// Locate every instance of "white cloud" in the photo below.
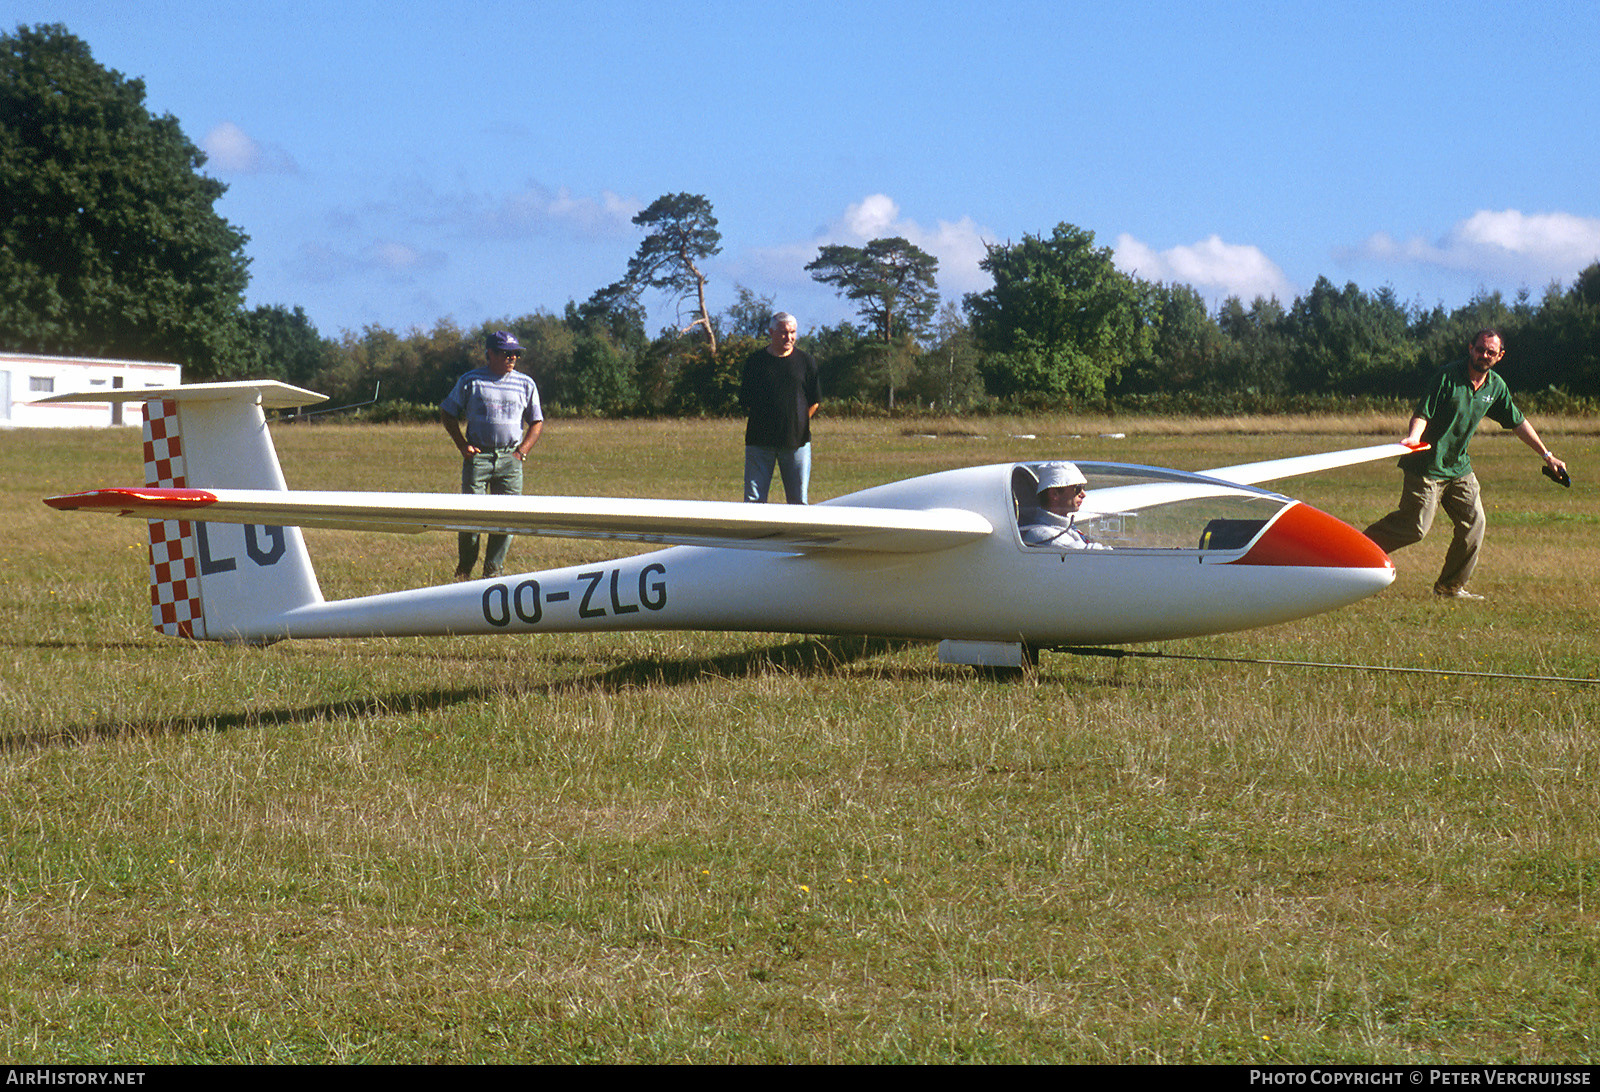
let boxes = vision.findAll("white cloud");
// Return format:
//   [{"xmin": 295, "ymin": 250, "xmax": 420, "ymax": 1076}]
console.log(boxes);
[
  {"xmin": 747, "ymin": 193, "xmax": 996, "ymax": 298},
  {"xmin": 1113, "ymin": 233, "xmax": 1294, "ymax": 306},
  {"xmin": 842, "ymin": 193, "xmax": 900, "ymax": 238},
  {"xmin": 1353, "ymin": 209, "xmax": 1600, "ymax": 282},
  {"xmin": 292, "ymin": 240, "xmax": 446, "ymax": 284},
  {"xmin": 369, "ymin": 241, "xmax": 429, "ymax": 272},
  {"xmin": 300, "ymin": 179, "xmax": 638, "ymax": 301},
  {"xmin": 385, "ymin": 178, "xmax": 639, "ymax": 241},
  {"xmin": 200, "ymin": 122, "xmax": 297, "ymax": 175},
  {"xmin": 495, "ymin": 183, "xmax": 640, "ymax": 237}
]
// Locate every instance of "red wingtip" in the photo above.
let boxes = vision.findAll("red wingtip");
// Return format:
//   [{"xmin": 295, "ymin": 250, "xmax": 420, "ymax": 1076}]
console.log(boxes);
[{"xmin": 44, "ymin": 487, "xmax": 219, "ymax": 511}]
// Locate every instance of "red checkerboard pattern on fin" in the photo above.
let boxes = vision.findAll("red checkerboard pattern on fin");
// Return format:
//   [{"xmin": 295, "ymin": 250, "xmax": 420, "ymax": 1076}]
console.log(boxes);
[{"xmin": 142, "ymin": 399, "xmax": 204, "ymax": 639}]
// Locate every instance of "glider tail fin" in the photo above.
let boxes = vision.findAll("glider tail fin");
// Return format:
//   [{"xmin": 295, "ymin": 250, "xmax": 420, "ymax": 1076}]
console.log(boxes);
[{"xmin": 133, "ymin": 382, "xmax": 327, "ymax": 642}]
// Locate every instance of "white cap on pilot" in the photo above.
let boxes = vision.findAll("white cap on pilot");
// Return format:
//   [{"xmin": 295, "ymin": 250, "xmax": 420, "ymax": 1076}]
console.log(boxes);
[{"xmin": 1034, "ymin": 461, "xmax": 1087, "ymax": 493}]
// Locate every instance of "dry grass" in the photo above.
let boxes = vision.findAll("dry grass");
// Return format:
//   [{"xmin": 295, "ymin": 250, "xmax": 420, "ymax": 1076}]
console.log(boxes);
[{"xmin": 1, "ymin": 414, "xmax": 1597, "ymax": 1062}]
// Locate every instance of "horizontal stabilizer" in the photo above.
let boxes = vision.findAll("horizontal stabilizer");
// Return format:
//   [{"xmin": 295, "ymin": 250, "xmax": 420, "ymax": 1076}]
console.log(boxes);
[
  {"xmin": 44, "ymin": 487, "xmax": 995, "ymax": 554},
  {"xmin": 32, "ymin": 379, "xmax": 327, "ymax": 410}
]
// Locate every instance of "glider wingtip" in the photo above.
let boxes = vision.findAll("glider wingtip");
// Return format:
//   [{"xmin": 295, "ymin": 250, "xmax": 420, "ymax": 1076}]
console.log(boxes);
[
  {"xmin": 42, "ymin": 489, "xmax": 114, "ymax": 511},
  {"xmin": 43, "ymin": 487, "xmax": 219, "ymax": 512}
]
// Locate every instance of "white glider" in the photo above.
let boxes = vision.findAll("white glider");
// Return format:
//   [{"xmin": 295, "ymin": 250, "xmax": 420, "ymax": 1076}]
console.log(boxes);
[{"xmin": 42, "ymin": 382, "xmax": 1417, "ymax": 667}]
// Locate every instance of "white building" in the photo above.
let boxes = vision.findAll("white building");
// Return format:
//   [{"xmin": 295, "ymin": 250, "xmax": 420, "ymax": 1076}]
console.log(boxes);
[{"xmin": 0, "ymin": 352, "xmax": 182, "ymax": 428}]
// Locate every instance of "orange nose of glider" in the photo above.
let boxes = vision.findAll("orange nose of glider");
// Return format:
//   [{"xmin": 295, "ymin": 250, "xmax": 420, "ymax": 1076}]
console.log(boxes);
[{"xmin": 1232, "ymin": 502, "xmax": 1392, "ymax": 569}]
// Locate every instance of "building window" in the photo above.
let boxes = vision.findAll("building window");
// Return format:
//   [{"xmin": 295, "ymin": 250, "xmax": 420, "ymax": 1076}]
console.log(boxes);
[{"xmin": 29, "ymin": 376, "xmax": 54, "ymax": 393}]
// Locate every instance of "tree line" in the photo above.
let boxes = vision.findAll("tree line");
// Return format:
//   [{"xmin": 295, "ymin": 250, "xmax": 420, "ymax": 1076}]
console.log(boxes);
[
  {"xmin": 237, "ymin": 228, "xmax": 1600, "ymax": 419},
  {"xmin": 5, "ymin": 23, "xmax": 1598, "ymax": 419}
]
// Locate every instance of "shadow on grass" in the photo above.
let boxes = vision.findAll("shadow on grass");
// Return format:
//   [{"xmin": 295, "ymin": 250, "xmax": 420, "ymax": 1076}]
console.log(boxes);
[
  {"xmin": 4, "ymin": 634, "xmax": 968, "ymax": 751},
  {"xmin": 577, "ymin": 634, "xmax": 922, "ymax": 689}
]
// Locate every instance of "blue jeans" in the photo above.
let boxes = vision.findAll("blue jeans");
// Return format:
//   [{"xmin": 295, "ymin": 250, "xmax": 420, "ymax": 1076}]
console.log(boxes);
[
  {"xmin": 459, "ymin": 449, "xmax": 524, "ymax": 576},
  {"xmin": 745, "ymin": 443, "xmax": 811, "ymax": 504}
]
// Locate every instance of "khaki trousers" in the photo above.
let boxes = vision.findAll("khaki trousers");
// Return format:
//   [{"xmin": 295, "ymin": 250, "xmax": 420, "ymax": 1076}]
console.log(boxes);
[{"xmin": 1363, "ymin": 471, "xmax": 1484, "ymax": 592}]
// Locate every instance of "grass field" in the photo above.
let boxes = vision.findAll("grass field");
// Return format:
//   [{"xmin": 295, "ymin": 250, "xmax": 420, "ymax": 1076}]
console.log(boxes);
[{"xmin": 2, "ymin": 413, "xmax": 1598, "ymax": 1063}]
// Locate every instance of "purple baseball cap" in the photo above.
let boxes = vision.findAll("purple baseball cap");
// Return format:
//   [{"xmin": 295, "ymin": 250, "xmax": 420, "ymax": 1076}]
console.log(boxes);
[{"xmin": 486, "ymin": 330, "xmax": 524, "ymax": 354}]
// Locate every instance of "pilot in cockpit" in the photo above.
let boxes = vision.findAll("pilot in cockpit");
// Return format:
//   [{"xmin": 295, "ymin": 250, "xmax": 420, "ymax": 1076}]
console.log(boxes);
[{"xmin": 1020, "ymin": 461, "xmax": 1110, "ymax": 550}]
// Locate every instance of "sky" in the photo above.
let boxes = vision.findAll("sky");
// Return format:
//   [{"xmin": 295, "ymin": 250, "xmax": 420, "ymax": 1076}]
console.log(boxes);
[{"xmin": 12, "ymin": 0, "xmax": 1600, "ymax": 340}]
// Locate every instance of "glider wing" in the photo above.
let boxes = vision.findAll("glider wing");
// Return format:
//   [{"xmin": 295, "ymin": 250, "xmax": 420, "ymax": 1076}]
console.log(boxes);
[
  {"xmin": 1201, "ymin": 441, "xmax": 1426, "ymax": 486},
  {"xmin": 43, "ymin": 487, "xmax": 994, "ymax": 554}
]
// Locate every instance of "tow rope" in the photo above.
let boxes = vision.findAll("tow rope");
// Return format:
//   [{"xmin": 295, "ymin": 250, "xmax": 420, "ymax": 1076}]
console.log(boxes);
[{"xmin": 1058, "ymin": 646, "xmax": 1600, "ymax": 685}]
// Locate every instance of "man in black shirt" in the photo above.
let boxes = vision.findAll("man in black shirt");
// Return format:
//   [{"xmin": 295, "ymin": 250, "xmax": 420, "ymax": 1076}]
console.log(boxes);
[{"xmin": 741, "ymin": 312, "xmax": 820, "ymax": 503}]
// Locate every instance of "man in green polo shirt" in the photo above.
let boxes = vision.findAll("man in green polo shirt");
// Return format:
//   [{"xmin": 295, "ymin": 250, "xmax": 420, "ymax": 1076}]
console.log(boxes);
[{"xmin": 1364, "ymin": 328, "xmax": 1568, "ymax": 600}]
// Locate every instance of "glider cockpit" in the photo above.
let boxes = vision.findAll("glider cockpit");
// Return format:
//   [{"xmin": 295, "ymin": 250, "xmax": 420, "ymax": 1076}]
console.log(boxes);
[{"xmin": 1009, "ymin": 461, "xmax": 1288, "ymax": 553}]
